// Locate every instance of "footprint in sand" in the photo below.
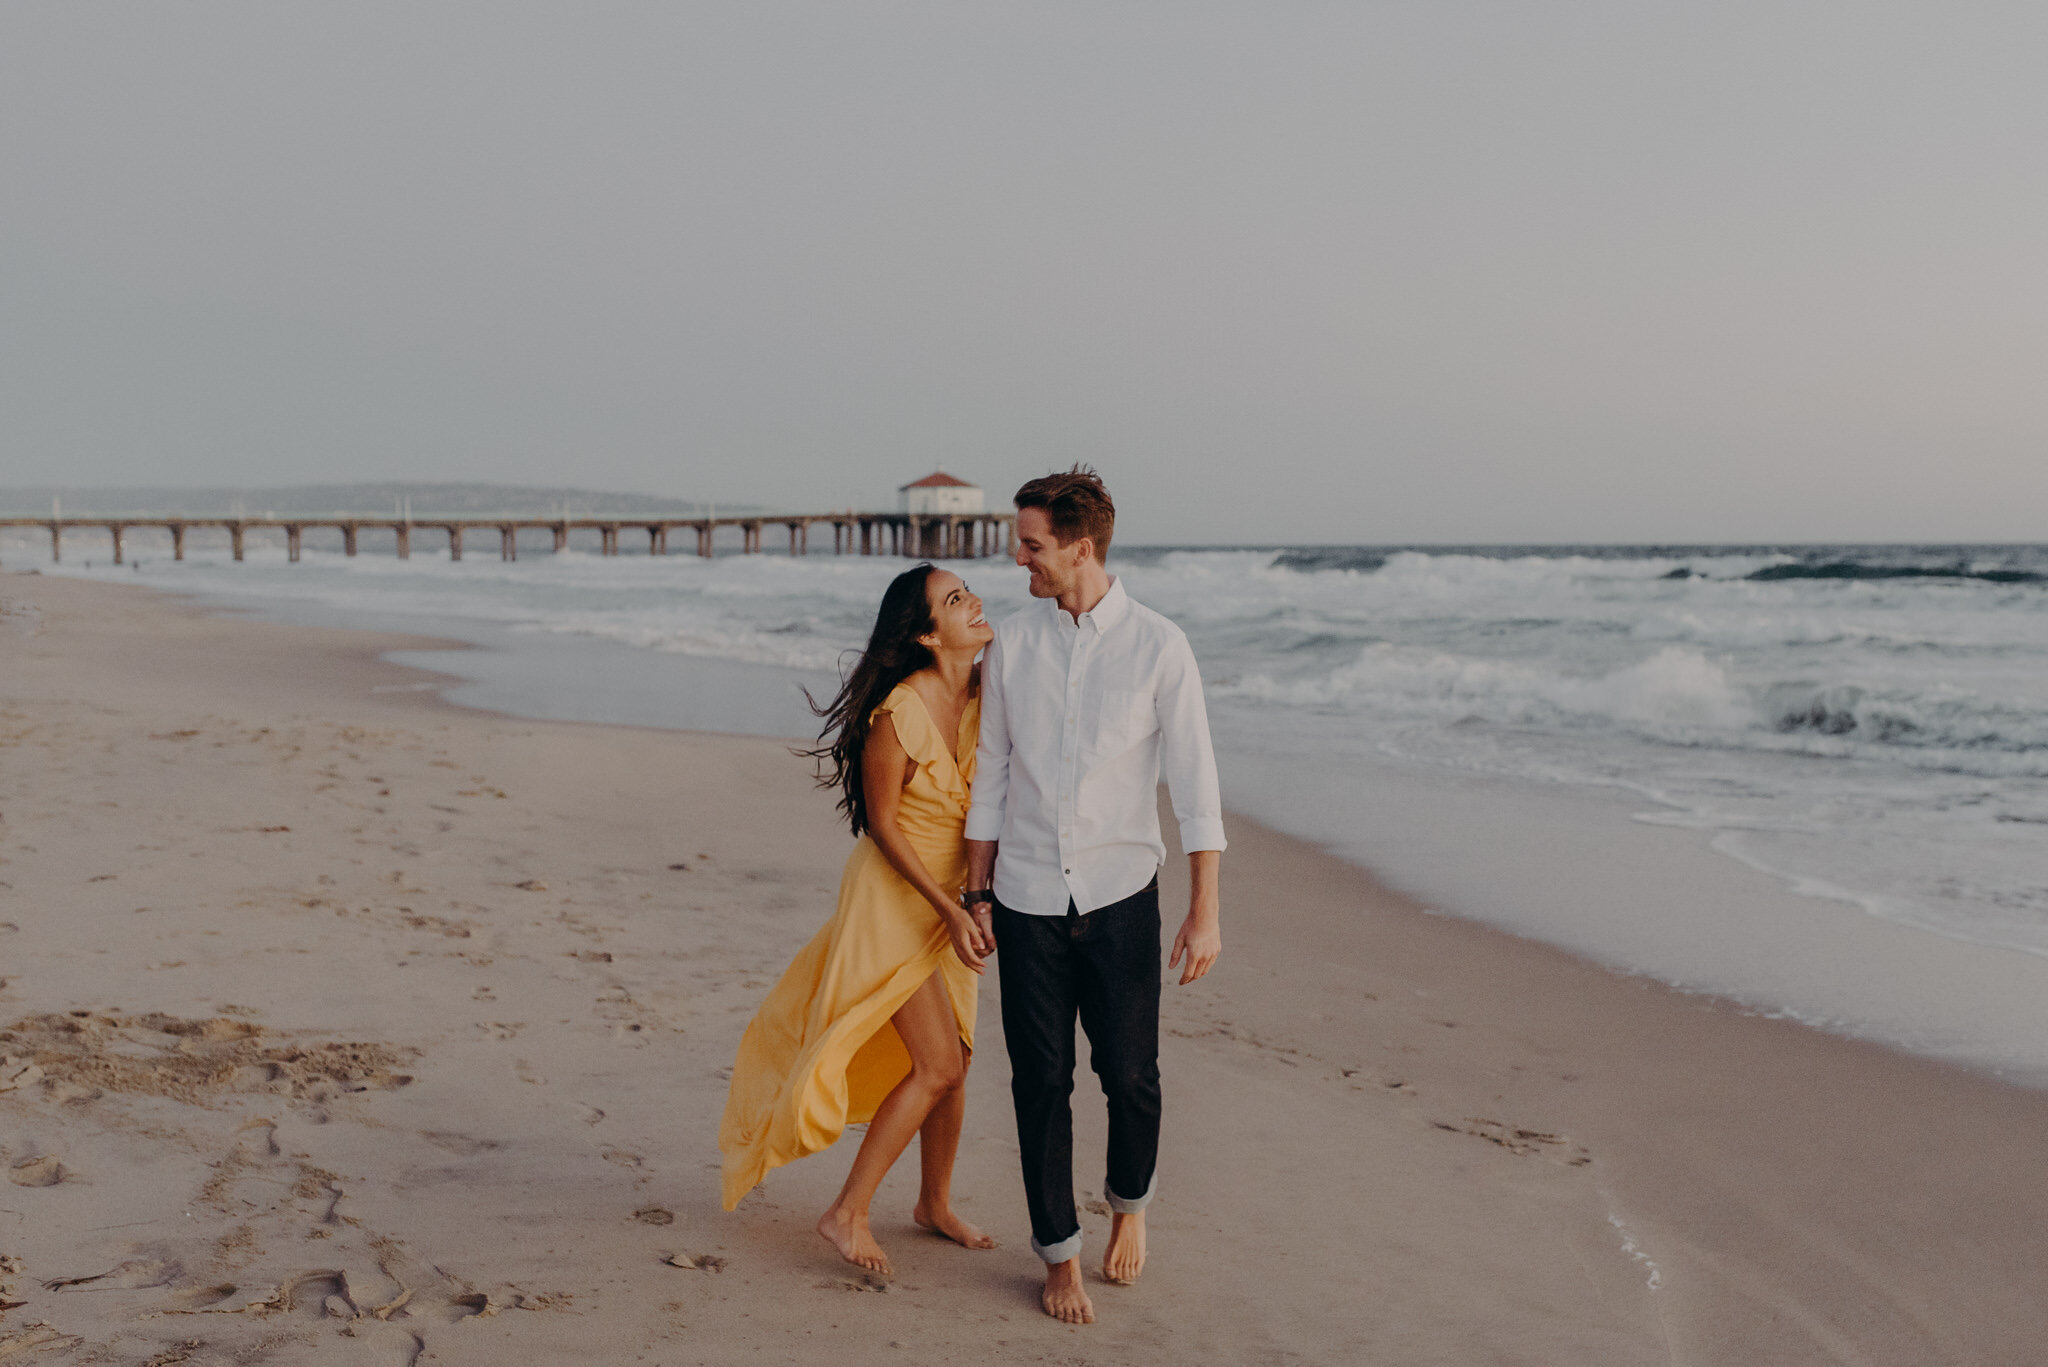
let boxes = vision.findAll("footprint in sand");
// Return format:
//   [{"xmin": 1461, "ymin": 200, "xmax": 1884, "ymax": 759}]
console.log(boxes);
[
  {"xmin": 600, "ymin": 1147, "xmax": 643, "ymax": 1169},
  {"xmin": 349, "ymin": 1322, "xmax": 424, "ymax": 1367},
  {"xmin": 420, "ymin": 1131, "xmax": 503, "ymax": 1157},
  {"xmin": 236, "ymin": 1119, "xmax": 282, "ymax": 1157},
  {"xmin": 0, "ymin": 1326, "xmax": 84, "ymax": 1357},
  {"xmin": 821, "ymin": 1274, "xmax": 890, "ymax": 1293},
  {"xmin": 664, "ymin": 1252, "xmax": 726, "ymax": 1272},
  {"xmin": 0, "ymin": 1057, "xmax": 43, "ymax": 1094},
  {"xmin": 45, "ymin": 1257, "xmax": 179, "ymax": 1291},
  {"xmin": 7, "ymin": 1155, "xmax": 64, "ymax": 1187},
  {"xmin": 170, "ymin": 1282, "xmax": 239, "ymax": 1308},
  {"xmin": 1431, "ymin": 1115, "xmax": 1591, "ymax": 1164}
]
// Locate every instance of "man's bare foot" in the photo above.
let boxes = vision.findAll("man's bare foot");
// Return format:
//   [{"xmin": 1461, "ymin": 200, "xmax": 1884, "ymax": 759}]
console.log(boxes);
[
  {"xmin": 1102, "ymin": 1210, "xmax": 1146, "ymax": 1284},
  {"xmin": 913, "ymin": 1199, "xmax": 996, "ymax": 1250},
  {"xmin": 1041, "ymin": 1258, "xmax": 1095, "ymax": 1324},
  {"xmin": 817, "ymin": 1205, "xmax": 891, "ymax": 1275}
]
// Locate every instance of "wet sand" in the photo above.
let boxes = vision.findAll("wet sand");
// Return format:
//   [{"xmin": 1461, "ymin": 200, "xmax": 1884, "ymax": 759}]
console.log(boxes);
[{"xmin": 3, "ymin": 570, "xmax": 2045, "ymax": 1365}]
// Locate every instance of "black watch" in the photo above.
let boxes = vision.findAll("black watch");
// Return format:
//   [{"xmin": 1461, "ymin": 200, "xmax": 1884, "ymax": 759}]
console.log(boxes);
[{"xmin": 960, "ymin": 889, "xmax": 995, "ymax": 907}]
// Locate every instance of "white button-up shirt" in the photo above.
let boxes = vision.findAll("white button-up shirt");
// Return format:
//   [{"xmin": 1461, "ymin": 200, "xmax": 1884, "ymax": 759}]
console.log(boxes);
[{"xmin": 966, "ymin": 577, "xmax": 1226, "ymax": 916}]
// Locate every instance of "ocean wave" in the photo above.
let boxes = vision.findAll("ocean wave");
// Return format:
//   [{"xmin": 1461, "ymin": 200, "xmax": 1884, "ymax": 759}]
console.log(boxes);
[
  {"xmin": 1220, "ymin": 640, "xmax": 2048, "ymax": 767},
  {"xmin": 1221, "ymin": 644, "xmax": 1752, "ymax": 732},
  {"xmin": 1757, "ymin": 681, "xmax": 2048, "ymax": 754},
  {"xmin": 1269, "ymin": 547, "xmax": 1388, "ymax": 574}
]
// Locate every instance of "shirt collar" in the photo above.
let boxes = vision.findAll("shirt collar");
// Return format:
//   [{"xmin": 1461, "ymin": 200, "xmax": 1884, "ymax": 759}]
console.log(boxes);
[{"xmin": 1054, "ymin": 575, "xmax": 1128, "ymax": 635}]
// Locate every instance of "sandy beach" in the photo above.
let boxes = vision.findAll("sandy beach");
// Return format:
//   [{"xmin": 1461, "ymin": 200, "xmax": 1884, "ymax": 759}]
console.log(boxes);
[{"xmin": 3, "ymin": 569, "xmax": 2045, "ymax": 1366}]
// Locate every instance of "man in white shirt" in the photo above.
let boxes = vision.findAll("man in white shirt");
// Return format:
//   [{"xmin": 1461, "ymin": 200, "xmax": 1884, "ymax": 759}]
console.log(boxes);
[{"xmin": 962, "ymin": 467, "xmax": 1225, "ymax": 1326}]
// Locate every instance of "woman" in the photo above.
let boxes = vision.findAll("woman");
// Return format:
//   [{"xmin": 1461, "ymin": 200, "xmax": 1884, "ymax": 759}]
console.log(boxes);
[{"xmin": 719, "ymin": 563, "xmax": 998, "ymax": 1275}]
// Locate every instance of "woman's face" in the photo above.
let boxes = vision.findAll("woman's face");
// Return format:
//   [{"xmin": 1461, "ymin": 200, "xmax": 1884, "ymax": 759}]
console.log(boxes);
[{"xmin": 921, "ymin": 570, "xmax": 992, "ymax": 654}]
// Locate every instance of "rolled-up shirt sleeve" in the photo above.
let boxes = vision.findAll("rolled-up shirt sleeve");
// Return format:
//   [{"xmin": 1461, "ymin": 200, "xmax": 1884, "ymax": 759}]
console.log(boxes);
[
  {"xmin": 965, "ymin": 630, "xmax": 1010, "ymax": 843},
  {"xmin": 1156, "ymin": 633, "xmax": 1227, "ymax": 854}
]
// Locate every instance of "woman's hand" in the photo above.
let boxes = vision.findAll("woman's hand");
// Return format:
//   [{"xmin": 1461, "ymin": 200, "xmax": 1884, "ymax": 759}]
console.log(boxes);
[{"xmin": 941, "ymin": 904, "xmax": 994, "ymax": 974}]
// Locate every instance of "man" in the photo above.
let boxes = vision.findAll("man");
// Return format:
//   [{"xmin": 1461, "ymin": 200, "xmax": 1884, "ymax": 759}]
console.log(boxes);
[{"xmin": 961, "ymin": 466, "xmax": 1225, "ymax": 1325}]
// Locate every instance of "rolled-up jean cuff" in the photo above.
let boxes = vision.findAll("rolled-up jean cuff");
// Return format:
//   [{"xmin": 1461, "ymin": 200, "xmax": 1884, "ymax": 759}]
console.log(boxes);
[
  {"xmin": 1030, "ymin": 1230, "xmax": 1083, "ymax": 1265},
  {"xmin": 1106, "ymin": 1169, "xmax": 1157, "ymax": 1215}
]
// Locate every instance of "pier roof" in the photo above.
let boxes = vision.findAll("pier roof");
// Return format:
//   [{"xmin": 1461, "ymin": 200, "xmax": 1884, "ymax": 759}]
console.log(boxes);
[{"xmin": 899, "ymin": 470, "xmax": 976, "ymax": 490}]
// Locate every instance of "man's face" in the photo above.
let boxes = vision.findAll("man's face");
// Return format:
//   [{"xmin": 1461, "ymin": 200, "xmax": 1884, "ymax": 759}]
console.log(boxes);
[{"xmin": 1014, "ymin": 506, "xmax": 1089, "ymax": 599}]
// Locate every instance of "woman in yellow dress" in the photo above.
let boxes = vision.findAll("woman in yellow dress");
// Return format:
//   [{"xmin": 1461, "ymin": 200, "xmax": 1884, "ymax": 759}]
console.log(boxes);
[{"xmin": 720, "ymin": 564, "xmax": 998, "ymax": 1274}]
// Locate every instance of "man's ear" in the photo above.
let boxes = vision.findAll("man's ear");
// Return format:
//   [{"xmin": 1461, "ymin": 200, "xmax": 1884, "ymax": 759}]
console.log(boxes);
[{"xmin": 1073, "ymin": 536, "xmax": 1097, "ymax": 566}]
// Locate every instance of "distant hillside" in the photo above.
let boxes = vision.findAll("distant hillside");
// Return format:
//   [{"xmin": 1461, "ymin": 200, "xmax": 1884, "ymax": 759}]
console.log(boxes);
[{"xmin": 0, "ymin": 482, "xmax": 765, "ymax": 517}]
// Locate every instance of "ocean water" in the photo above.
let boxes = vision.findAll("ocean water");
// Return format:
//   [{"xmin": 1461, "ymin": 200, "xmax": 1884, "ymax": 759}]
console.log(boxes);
[{"xmin": 15, "ymin": 532, "xmax": 2048, "ymax": 1065}]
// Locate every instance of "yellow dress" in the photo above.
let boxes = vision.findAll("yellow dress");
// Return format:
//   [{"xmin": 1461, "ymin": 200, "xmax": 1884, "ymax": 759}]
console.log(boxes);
[{"xmin": 719, "ymin": 683, "xmax": 981, "ymax": 1210}]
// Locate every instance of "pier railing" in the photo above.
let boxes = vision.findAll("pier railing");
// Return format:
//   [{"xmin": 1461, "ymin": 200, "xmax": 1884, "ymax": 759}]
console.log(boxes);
[{"xmin": 0, "ymin": 512, "xmax": 1014, "ymax": 565}]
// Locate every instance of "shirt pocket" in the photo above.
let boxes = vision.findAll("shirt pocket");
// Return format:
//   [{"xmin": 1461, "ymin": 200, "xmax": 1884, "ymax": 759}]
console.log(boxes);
[{"xmin": 1087, "ymin": 688, "xmax": 1155, "ymax": 761}]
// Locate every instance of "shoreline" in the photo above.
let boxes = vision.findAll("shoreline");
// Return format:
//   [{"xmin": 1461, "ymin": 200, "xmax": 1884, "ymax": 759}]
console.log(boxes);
[{"xmin": 5, "ymin": 570, "xmax": 2048, "ymax": 1363}]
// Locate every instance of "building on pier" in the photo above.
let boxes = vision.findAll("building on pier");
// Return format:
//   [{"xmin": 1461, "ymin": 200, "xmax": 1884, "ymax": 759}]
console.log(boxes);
[{"xmin": 899, "ymin": 470, "xmax": 983, "ymax": 516}]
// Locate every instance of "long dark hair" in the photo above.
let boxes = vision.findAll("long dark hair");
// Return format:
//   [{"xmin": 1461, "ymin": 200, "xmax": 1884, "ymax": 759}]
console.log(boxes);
[{"xmin": 802, "ymin": 563, "xmax": 940, "ymax": 837}]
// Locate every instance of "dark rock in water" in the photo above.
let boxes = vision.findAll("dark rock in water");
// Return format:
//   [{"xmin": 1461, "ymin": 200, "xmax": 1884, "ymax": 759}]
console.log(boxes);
[
  {"xmin": 1748, "ymin": 561, "xmax": 2045, "ymax": 585},
  {"xmin": 1661, "ymin": 567, "xmax": 1693, "ymax": 579}
]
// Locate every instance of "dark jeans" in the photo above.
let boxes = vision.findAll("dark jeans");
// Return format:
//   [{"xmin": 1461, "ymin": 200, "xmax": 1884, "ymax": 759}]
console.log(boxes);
[{"xmin": 993, "ymin": 879, "xmax": 1162, "ymax": 1262}]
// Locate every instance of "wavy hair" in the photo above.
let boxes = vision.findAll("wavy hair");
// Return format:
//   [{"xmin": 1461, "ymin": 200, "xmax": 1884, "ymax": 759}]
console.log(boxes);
[
  {"xmin": 802, "ymin": 563, "xmax": 940, "ymax": 837},
  {"xmin": 1014, "ymin": 463, "xmax": 1115, "ymax": 560}
]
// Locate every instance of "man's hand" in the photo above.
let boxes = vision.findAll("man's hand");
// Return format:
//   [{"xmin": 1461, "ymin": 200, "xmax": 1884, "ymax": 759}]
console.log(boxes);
[
  {"xmin": 1168, "ymin": 912, "xmax": 1220, "ymax": 985},
  {"xmin": 1170, "ymin": 849, "xmax": 1222, "ymax": 985}
]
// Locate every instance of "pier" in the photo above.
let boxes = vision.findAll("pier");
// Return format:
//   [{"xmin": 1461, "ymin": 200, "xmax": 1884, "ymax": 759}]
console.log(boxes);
[{"xmin": 0, "ymin": 511, "xmax": 1014, "ymax": 565}]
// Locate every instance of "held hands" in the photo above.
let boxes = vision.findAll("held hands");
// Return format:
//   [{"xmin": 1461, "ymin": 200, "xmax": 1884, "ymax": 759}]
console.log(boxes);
[
  {"xmin": 942, "ymin": 899, "xmax": 997, "ymax": 974},
  {"xmin": 1169, "ymin": 910, "xmax": 1221, "ymax": 986}
]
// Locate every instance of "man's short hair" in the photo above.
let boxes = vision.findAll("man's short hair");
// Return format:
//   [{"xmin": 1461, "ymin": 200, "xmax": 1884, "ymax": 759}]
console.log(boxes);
[{"xmin": 1014, "ymin": 465, "xmax": 1115, "ymax": 561}]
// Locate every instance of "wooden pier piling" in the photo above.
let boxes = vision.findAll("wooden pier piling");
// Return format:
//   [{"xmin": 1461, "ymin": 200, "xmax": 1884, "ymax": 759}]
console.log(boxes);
[{"xmin": 3, "ymin": 510, "xmax": 1013, "ymax": 567}]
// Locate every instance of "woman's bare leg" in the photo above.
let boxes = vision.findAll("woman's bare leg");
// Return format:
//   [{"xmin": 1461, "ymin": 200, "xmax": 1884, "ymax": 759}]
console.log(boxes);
[
  {"xmin": 817, "ymin": 972, "xmax": 968, "ymax": 1274},
  {"xmin": 912, "ymin": 1061, "xmax": 995, "ymax": 1249}
]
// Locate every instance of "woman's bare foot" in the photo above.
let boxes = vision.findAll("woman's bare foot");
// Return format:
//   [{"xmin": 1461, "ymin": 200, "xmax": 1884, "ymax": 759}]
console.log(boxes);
[
  {"xmin": 817, "ymin": 1205, "xmax": 891, "ymax": 1275},
  {"xmin": 1102, "ymin": 1210, "xmax": 1146, "ymax": 1284},
  {"xmin": 1041, "ymin": 1258, "xmax": 1095, "ymax": 1324},
  {"xmin": 913, "ymin": 1199, "xmax": 996, "ymax": 1250}
]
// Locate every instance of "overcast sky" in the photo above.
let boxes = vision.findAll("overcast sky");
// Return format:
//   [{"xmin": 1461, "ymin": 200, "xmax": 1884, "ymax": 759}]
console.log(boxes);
[{"xmin": 4, "ymin": 4, "xmax": 2045, "ymax": 544}]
